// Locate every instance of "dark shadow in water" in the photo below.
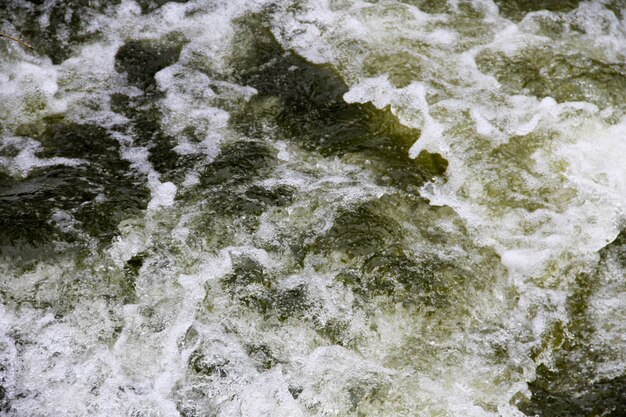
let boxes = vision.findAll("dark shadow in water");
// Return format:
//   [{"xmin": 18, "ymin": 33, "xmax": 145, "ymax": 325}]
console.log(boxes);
[
  {"xmin": 520, "ymin": 369, "xmax": 626, "ymax": 417},
  {"xmin": 135, "ymin": 0, "xmax": 190, "ymax": 14},
  {"xmin": 0, "ymin": 0, "xmax": 123, "ymax": 64},
  {"xmin": 0, "ymin": 120, "xmax": 149, "ymax": 255},
  {"xmin": 229, "ymin": 15, "xmax": 447, "ymax": 194},
  {"xmin": 0, "ymin": 1, "xmax": 195, "ymax": 64},
  {"xmin": 113, "ymin": 35, "xmax": 198, "ymax": 184},
  {"xmin": 494, "ymin": 0, "xmax": 582, "ymax": 20},
  {"xmin": 495, "ymin": 0, "xmax": 623, "ymax": 22}
]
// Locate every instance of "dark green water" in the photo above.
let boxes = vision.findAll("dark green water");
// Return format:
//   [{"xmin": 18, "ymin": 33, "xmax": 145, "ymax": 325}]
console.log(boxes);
[{"xmin": 0, "ymin": 1, "xmax": 625, "ymax": 416}]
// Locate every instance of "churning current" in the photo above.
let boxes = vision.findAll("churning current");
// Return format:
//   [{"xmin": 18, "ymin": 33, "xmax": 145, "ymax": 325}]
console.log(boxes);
[{"xmin": 0, "ymin": 0, "xmax": 625, "ymax": 416}]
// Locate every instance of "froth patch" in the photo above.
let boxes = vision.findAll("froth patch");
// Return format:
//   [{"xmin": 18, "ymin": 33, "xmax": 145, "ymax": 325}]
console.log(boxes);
[
  {"xmin": 556, "ymin": 118, "xmax": 626, "ymax": 247},
  {"xmin": 0, "ymin": 60, "xmax": 67, "ymax": 128},
  {"xmin": 224, "ymin": 367, "xmax": 305, "ymax": 417},
  {"xmin": 0, "ymin": 136, "xmax": 85, "ymax": 177},
  {"xmin": 147, "ymin": 181, "xmax": 177, "ymax": 211}
]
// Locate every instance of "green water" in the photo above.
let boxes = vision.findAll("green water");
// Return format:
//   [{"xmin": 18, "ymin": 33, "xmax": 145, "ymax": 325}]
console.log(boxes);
[{"xmin": 0, "ymin": 1, "xmax": 625, "ymax": 416}]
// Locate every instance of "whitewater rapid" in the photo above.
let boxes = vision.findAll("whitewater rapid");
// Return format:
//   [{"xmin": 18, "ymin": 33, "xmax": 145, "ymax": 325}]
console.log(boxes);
[{"xmin": 0, "ymin": 1, "xmax": 625, "ymax": 416}]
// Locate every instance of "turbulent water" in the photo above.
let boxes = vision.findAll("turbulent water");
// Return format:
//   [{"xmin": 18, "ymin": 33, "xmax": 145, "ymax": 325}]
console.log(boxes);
[{"xmin": 0, "ymin": 0, "xmax": 625, "ymax": 416}]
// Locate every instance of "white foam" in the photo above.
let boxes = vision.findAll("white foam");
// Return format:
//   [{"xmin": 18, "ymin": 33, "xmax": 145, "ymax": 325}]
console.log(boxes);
[
  {"xmin": 147, "ymin": 181, "xmax": 177, "ymax": 211},
  {"xmin": 295, "ymin": 346, "xmax": 392, "ymax": 415},
  {"xmin": 0, "ymin": 60, "xmax": 67, "ymax": 128},
  {"xmin": 2, "ymin": 1, "xmax": 626, "ymax": 416},
  {"xmin": 222, "ymin": 367, "xmax": 305, "ymax": 417},
  {"xmin": 0, "ymin": 136, "xmax": 85, "ymax": 177}
]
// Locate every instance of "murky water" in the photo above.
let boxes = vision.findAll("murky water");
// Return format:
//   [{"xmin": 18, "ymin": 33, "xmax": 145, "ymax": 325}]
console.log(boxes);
[{"xmin": 0, "ymin": 1, "xmax": 625, "ymax": 416}]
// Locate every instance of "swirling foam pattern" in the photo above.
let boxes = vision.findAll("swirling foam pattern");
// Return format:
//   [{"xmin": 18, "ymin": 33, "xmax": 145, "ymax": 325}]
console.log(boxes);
[{"xmin": 0, "ymin": 1, "xmax": 624, "ymax": 416}]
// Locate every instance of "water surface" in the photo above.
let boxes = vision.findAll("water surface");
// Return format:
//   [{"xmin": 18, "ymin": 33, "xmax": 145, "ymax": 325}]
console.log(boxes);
[{"xmin": 0, "ymin": 1, "xmax": 625, "ymax": 416}]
